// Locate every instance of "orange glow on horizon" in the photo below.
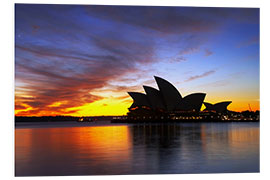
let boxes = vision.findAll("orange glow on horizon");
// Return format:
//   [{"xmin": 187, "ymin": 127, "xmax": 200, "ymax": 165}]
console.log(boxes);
[
  {"xmin": 15, "ymin": 88, "xmax": 259, "ymax": 116},
  {"xmin": 15, "ymin": 99, "xmax": 259, "ymax": 117}
]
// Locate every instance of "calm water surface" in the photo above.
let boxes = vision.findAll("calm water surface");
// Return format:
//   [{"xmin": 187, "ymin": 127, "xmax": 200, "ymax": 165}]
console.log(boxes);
[{"xmin": 15, "ymin": 122, "xmax": 259, "ymax": 176}]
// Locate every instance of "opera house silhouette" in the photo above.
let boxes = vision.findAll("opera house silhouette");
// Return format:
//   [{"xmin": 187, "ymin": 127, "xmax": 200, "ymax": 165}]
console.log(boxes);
[
  {"xmin": 203, "ymin": 102, "xmax": 232, "ymax": 113},
  {"xmin": 126, "ymin": 76, "xmax": 231, "ymax": 121}
]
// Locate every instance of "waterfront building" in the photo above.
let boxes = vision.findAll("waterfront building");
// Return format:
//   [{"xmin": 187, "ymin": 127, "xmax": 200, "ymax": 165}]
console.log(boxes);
[{"xmin": 127, "ymin": 76, "xmax": 232, "ymax": 121}]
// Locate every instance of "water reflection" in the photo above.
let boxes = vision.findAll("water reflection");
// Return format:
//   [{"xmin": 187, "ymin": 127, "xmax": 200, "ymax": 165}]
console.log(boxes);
[
  {"xmin": 128, "ymin": 123, "xmax": 259, "ymax": 174},
  {"xmin": 16, "ymin": 126, "xmax": 132, "ymax": 176},
  {"xmin": 15, "ymin": 123, "xmax": 259, "ymax": 176}
]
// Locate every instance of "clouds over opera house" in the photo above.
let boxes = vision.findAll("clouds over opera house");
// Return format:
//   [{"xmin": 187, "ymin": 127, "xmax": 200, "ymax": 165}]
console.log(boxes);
[{"xmin": 127, "ymin": 76, "xmax": 231, "ymax": 116}]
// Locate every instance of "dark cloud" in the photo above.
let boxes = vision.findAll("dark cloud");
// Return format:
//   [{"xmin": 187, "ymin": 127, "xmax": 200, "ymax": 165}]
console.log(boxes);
[
  {"xmin": 85, "ymin": 6, "xmax": 209, "ymax": 34},
  {"xmin": 199, "ymin": 79, "xmax": 230, "ymax": 88},
  {"xmin": 237, "ymin": 36, "xmax": 259, "ymax": 48},
  {"xmin": 204, "ymin": 49, "xmax": 213, "ymax": 57},
  {"xmin": 185, "ymin": 70, "xmax": 216, "ymax": 82},
  {"xmin": 176, "ymin": 35, "xmax": 205, "ymax": 58},
  {"xmin": 15, "ymin": 104, "xmax": 27, "ymax": 110},
  {"xmin": 121, "ymin": 98, "xmax": 133, "ymax": 104},
  {"xmin": 169, "ymin": 56, "xmax": 187, "ymax": 63},
  {"xmin": 114, "ymin": 95, "xmax": 130, "ymax": 100},
  {"xmin": 179, "ymin": 47, "xmax": 200, "ymax": 56},
  {"xmin": 84, "ymin": 6, "xmax": 259, "ymax": 34},
  {"xmin": 32, "ymin": 25, "xmax": 40, "ymax": 33},
  {"xmin": 105, "ymin": 84, "xmax": 142, "ymax": 93}
]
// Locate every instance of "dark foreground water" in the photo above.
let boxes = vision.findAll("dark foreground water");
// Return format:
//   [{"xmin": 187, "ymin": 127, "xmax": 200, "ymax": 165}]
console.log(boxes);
[{"xmin": 15, "ymin": 122, "xmax": 259, "ymax": 176}]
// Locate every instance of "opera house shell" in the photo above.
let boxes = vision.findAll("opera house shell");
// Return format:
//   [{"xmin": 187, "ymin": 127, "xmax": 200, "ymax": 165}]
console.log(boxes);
[
  {"xmin": 203, "ymin": 101, "xmax": 232, "ymax": 113},
  {"xmin": 128, "ymin": 76, "xmax": 207, "ymax": 113}
]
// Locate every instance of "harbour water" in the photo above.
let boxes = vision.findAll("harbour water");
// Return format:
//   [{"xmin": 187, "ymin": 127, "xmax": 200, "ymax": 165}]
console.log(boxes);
[{"xmin": 15, "ymin": 122, "xmax": 259, "ymax": 176}]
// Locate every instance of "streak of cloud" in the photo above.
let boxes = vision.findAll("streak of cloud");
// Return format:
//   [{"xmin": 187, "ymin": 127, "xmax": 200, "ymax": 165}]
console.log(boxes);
[
  {"xmin": 204, "ymin": 49, "xmax": 213, "ymax": 57},
  {"xmin": 237, "ymin": 36, "xmax": 259, "ymax": 48},
  {"xmin": 185, "ymin": 70, "xmax": 216, "ymax": 82}
]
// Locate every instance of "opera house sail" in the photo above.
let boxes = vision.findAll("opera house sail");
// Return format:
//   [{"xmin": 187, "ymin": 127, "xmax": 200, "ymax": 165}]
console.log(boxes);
[
  {"xmin": 154, "ymin": 76, "xmax": 182, "ymax": 111},
  {"xmin": 126, "ymin": 76, "xmax": 234, "ymax": 121},
  {"xmin": 203, "ymin": 101, "xmax": 232, "ymax": 113}
]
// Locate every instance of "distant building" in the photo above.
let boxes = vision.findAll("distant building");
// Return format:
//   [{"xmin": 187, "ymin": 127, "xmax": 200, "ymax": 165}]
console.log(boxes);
[{"xmin": 127, "ymin": 76, "xmax": 232, "ymax": 119}]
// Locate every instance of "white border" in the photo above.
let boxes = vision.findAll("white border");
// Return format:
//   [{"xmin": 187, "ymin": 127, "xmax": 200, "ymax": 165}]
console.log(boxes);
[
  {"xmin": 10, "ymin": 0, "xmax": 262, "ymax": 7},
  {"xmin": 1, "ymin": 0, "xmax": 270, "ymax": 180}
]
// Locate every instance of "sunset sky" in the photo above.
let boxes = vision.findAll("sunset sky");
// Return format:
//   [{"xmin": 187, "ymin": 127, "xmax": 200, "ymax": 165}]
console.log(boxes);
[{"xmin": 15, "ymin": 4, "xmax": 259, "ymax": 116}]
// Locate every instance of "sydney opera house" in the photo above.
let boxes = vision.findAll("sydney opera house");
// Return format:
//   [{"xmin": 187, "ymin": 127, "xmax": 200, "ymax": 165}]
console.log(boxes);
[{"xmin": 127, "ymin": 76, "xmax": 232, "ymax": 121}]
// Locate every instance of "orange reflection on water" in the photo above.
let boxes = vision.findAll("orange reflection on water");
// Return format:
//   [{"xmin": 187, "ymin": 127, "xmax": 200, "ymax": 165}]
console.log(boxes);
[
  {"xmin": 228, "ymin": 127, "xmax": 259, "ymax": 153},
  {"xmin": 73, "ymin": 126, "xmax": 132, "ymax": 163},
  {"xmin": 15, "ymin": 129, "xmax": 33, "ymax": 164},
  {"xmin": 199, "ymin": 124, "xmax": 259, "ymax": 161},
  {"xmin": 15, "ymin": 125, "xmax": 133, "ymax": 175},
  {"xmin": 200, "ymin": 125, "xmax": 207, "ymax": 153}
]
